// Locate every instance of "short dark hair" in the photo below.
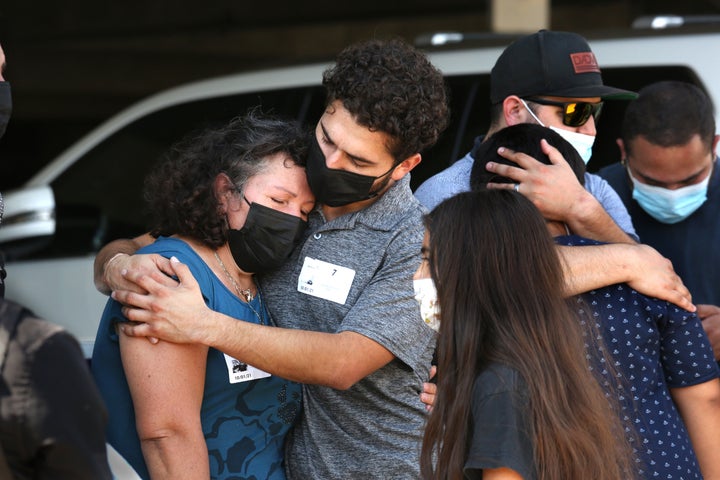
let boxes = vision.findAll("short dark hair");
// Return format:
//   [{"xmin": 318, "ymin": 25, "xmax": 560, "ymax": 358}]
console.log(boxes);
[
  {"xmin": 469, "ymin": 123, "xmax": 585, "ymax": 190},
  {"xmin": 621, "ymin": 81, "xmax": 715, "ymax": 155},
  {"xmin": 322, "ymin": 38, "xmax": 449, "ymax": 161},
  {"xmin": 144, "ymin": 110, "xmax": 308, "ymax": 248}
]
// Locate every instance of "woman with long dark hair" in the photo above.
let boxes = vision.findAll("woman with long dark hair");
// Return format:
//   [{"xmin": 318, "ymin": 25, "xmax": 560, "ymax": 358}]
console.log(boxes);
[{"xmin": 419, "ymin": 189, "xmax": 634, "ymax": 480}]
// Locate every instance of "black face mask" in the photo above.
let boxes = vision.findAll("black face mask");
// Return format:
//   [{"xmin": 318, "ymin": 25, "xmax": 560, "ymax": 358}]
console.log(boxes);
[
  {"xmin": 227, "ymin": 198, "xmax": 307, "ymax": 274},
  {"xmin": 305, "ymin": 133, "xmax": 396, "ymax": 207},
  {"xmin": 0, "ymin": 82, "xmax": 12, "ymax": 140}
]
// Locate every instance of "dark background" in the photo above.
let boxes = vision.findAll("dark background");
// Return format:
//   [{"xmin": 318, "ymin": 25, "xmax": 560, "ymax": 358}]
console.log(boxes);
[{"xmin": 1, "ymin": 0, "xmax": 720, "ymax": 190}]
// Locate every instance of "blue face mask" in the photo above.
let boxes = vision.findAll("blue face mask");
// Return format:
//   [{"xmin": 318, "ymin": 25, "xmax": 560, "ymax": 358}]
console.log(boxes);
[{"xmin": 628, "ymin": 167, "xmax": 710, "ymax": 224}]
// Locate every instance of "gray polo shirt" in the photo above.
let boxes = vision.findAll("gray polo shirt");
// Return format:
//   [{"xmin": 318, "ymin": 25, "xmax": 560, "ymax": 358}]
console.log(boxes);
[{"xmin": 260, "ymin": 175, "xmax": 436, "ymax": 479}]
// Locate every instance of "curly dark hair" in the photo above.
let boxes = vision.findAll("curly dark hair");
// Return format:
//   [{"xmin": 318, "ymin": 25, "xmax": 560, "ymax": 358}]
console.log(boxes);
[
  {"xmin": 322, "ymin": 38, "xmax": 449, "ymax": 161},
  {"xmin": 144, "ymin": 110, "xmax": 308, "ymax": 248}
]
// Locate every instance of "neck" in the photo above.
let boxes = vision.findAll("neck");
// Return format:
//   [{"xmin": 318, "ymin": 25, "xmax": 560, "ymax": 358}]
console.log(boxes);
[
  {"xmin": 213, "ymin": 247, "xmax": 256, "ymax": 302},
  {"xmin": 484, "ymin": 126, "xmax": 501, "ymax": 138},
  {"xmin": 485, "ymin": 117, "xmax": 510, "ymax": 139},
  {"xmin": 182, "ymin": 236, "xmax": 256, "ymax": 295}
]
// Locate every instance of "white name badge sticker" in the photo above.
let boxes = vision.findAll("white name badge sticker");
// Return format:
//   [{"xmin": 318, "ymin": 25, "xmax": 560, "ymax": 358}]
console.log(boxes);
[
  {"xmin": 297, "ymin": 256, "xmax": 356, "ymax": 305},
  {"xmin": 223, "ymin": 354, "xmax": 271, "ymax": 384}
]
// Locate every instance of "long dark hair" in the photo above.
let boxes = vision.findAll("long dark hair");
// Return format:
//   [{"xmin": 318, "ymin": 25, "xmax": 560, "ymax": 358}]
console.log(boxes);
[{"xmin": 420, "ymin": 190, "xmax": 634, "ymax": 480}]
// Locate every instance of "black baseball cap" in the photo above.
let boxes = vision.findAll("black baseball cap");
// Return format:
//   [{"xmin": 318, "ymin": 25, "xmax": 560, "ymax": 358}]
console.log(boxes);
[{"xmin": 490, "ymin": 30, "xmax": 637, "ymax": 103}]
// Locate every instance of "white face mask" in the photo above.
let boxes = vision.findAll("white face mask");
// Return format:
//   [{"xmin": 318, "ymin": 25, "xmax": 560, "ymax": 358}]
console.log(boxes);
[
  {"xmin": 413, "ymin": 278, "xmax": 440, "ymax": 332},
  {"xmin": 521, "ymin": 99, "xmax": 596, "ymax": 164}
]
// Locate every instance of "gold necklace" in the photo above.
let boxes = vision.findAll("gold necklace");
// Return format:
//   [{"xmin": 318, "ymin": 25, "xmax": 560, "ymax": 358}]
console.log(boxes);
[{"xmin": 213, "ymin": 251, "xmax": 254, "ymax": 302}]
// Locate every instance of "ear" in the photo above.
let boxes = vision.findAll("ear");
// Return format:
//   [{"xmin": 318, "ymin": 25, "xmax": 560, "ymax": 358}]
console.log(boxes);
[
  {"xmin": 616, "ymin": 138, "xmax": 628, "ymax": 161},
  {"xmin": 391, "ymin": 153, "xmax": 422, "ymax": 180},
  {"xmin": 712, "ymin": 134, "xmax": 720, "ymax": 156},
  {"xmin": 214, "ymin": 173, "xmax": 239, "ymax": 212},
  {"xmin": 503, "ymin": 96, "xmax": 529, "ymax": 126}
]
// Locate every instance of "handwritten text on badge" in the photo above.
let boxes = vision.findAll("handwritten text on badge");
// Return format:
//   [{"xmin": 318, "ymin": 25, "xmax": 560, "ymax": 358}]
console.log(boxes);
[{"xmin": 297, "ymin": 256, "xmax": 356, "ymax": 305}]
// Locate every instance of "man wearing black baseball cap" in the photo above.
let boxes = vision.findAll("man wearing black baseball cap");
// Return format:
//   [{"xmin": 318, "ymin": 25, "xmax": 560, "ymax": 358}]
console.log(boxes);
[{"xmin": 415, "ymin": 30, "xmax": 638, "ymax": 244}]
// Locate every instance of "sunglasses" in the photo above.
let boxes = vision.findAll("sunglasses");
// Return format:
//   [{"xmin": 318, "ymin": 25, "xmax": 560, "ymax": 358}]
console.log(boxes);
[{"xmin": 524, "ymin": 97, "xmax": 603, "ymax": 127}]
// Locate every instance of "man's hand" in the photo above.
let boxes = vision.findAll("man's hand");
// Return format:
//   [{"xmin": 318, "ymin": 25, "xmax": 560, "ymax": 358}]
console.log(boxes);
[
  {"xmin": 94, "ymin": 234, "xmax": 158, "ymax": 295},
  {"xmin": 697, "ymin": 304, "xmax": 720, "ymax": 361},
  {"xmin": 113, "ymin": 257, "xmax": 211, "ymax": 344},
  {"xmin": 420, "ymin": 365, "xmax": 437, "ymax": 412},
  {"xmin": 623, "ymin": 244, "xmax": 694, "ymax": 311},
  {"xmin": 486, "ymin": 140, "xmax": 590, "ymax": 223},
  {"xmin": 104, "ymin": 253, "xmax": 176, "ymax": 295},
  {"xmin": 487, "ymin": 140, "xmax": 635, "ymax": 244}
]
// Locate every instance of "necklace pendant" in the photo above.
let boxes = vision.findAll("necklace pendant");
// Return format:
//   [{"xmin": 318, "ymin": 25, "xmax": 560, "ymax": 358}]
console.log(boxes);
[{"xmin": 214, "ymin": 250, "xmax": 255, "ymax": 302}]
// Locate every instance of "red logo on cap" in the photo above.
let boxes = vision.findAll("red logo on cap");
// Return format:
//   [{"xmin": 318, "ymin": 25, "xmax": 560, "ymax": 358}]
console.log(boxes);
[{"xmin": 570, "ymin": 52, "xmax": 600, "ymax": 74}]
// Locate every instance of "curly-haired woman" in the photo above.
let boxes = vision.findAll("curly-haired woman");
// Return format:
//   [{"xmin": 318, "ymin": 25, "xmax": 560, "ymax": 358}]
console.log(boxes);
[{"xmin": 91, "ymin": 111, "xmax": 314, "ymax": 480}]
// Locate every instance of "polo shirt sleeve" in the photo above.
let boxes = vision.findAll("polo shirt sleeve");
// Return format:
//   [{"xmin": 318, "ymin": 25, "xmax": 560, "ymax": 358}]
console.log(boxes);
[
  {"xmin": 336, "ymin": 217, "xmax": 436, "ymax": 373},
  {"xmin": 658, "ymin": 303, "xmax": 720, "ymax": 387}
]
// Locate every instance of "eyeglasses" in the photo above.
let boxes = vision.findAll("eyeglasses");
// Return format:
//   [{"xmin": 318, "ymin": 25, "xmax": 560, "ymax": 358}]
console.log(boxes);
[{"xmin": 523, "ymin": 97, "xmax": 603, "ymax": 127}]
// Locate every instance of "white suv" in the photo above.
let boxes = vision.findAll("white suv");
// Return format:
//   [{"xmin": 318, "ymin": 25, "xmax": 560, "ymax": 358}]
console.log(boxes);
[{"xmin": 2, "ymin": 29, "xmax": 720, "ymax": 357}]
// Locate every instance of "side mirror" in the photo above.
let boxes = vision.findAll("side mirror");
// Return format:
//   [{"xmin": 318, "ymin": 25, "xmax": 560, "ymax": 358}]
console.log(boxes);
[{"xmin": 0, "ymin": 185, "xmax": 56, "ymax": 258}]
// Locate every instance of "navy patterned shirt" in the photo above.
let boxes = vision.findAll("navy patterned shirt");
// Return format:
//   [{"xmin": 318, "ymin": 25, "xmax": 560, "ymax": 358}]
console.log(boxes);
[{"xmin": 557, "ymin": 235, "xmax": 719, "ymax": 479}]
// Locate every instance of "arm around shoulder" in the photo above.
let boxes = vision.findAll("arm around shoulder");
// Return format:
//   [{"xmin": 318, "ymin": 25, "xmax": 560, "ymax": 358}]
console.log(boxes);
[
  {"xmin": 557, "ymin": 242, "xmax": 694, "ymax": 311},
  {"xmin": 94, "ymin": 233, "xmax": 179, "ymax": 297},
  {"xmin": 117, "ymin": 257, "xmax": 396, "ymax": 389},
  {"xmin": 564, "ymin": 189, "xmax": 637, "ymax": 244}
]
